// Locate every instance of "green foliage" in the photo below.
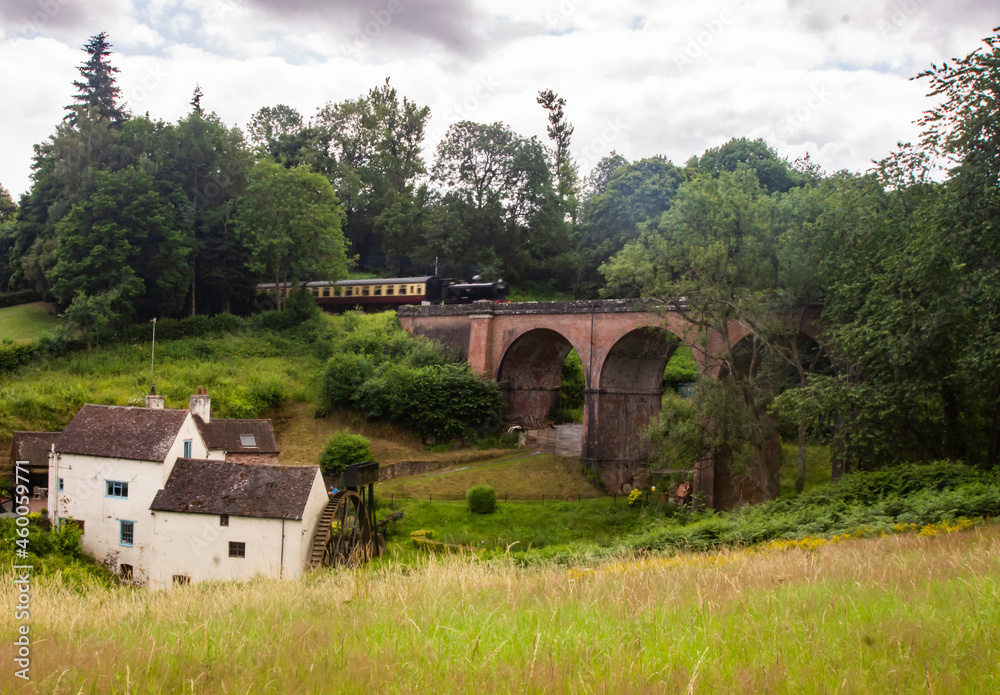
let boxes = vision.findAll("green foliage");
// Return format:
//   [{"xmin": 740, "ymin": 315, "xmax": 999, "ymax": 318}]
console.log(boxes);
[
  {"xmin": 626, "ymin": 461, "xmax": 1000, "ymax": 554},
  {"xmin": 0, "ymin": 516, "xmax": 113, "ymax": 584},
  {"xmin": 319, "ymin": 312, "xmax": 502, "ymax": 442},
  {"xmin": 662, "ymin": 345, "xmax": 698, "ymax": 390},
  {"xmin": 466, "ymin": 485, "xmax": 498, "ymax": 514},
  {"xmin": 0, "ymin": 340, "xmax": 34, "ymax": 371},
  {"xmin": 319, "ymin": 430, "xmax": 373, "ymax": 476},
  {"xmin": 686, "ymin": 137, "xmax": 807, "ymax": 194},
  {"xmin": 320, "ymin": 352, "xmax": 374, "ymax": 413},
  {"xmin": 552, "ymin": 349, "xmax": 585, "ymax": 423},
  {"xmin": 0, "ymin": 289, "xmax": 41, "ymax": 308},
  {"xmin": 235, "ymin": 161, "xmax": 349, "ymax": 308}
]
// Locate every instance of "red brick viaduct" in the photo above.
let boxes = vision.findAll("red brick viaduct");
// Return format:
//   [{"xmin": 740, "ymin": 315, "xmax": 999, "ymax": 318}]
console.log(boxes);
[{"xmin": 398, "ymin": 299, "xmax": 823, "ymax": 507}]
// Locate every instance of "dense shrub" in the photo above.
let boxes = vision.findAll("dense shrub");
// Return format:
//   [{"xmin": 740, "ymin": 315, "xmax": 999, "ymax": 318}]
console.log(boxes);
[
  {"xmin": 0, "ymin": 289, "xmax": 42, "ymax": 308},
  {"xmin": 552, "ymin": 350, "xmax": 585, "ymax": 423},
  {"xmin": 319, "ymin": 430, "xmax": 373, "ymax": 476},
  {"xmin": 126, "ymin": 313, "xmax": 249, "ymax": 342},
  {"xmin": 625, "ymin": 460, "xmax": 1000, "ymax": 554},
  {"xmin": 0, "ymin": 516, "xmax": 112, "ymax": 584},
  {"xmin": 355, "ymin": 363, "xmax": 502, "ymax": 441},
  {"xmin": 319, "ymin": 313, "xmax": 502, "ymax": 442},
  {"xmin": 0, "ymin": 340, "xmax": 35, "ymax": 371},
  {"xmin": 663, "ymin": 345, "xmax": 699, "ymax": 390},
  {"xmin": 467, "ymin": 485, "xmax": 498, "ymax": 514},
  {"xmin": 320, "ymin": 353, "xmax": 375, "ymax": 413}
]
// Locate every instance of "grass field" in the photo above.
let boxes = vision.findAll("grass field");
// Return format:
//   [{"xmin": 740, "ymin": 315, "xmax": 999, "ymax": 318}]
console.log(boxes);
[
  {"xmin": 381, "ymin": 496, "xmax": 637, "ymax": 556},
  {"xmin": 379, "ymin": 452, "xmax": 604, "ymax": 501},
  {"xmin": 0, "ymin": 302, "xmax": 57, "ymax": 343},
  {"xmin": 3, "ymin": 523, "xmax": 998, "ymax": 694}
]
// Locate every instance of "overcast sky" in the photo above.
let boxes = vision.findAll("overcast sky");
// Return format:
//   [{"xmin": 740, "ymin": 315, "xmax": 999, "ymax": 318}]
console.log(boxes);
[{"xmin": 0, "ymin": 0, "xmax": 995, "ymax": 199}]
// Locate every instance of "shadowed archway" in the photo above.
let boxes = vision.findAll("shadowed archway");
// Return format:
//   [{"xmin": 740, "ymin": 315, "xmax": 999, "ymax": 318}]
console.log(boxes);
[
  {"xmin": 496, "ymin": 329, "xmax": 577, "ymax": 425},
  {"xmin": 587, "ymin": 327, "xmax": 681, "ymax": 468}
]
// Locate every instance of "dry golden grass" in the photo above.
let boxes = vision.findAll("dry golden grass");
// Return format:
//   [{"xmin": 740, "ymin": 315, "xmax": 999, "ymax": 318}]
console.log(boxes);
[
  {"xmin": 271, "ymin": 401, "xmax": 512, "ymax": 469},
  {"xmin": 380, "ymin": 453, "xmax": 604, "ymax": 500},
  {"xmin": 3, "ymin": 524, "xmax": 999, "ymax": 694}
]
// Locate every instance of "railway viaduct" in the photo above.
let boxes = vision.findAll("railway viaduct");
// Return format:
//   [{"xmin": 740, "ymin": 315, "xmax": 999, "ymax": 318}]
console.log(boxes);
[{"xmin": 398, "ymin": 299, "xmax": 823, "ymax": 507}]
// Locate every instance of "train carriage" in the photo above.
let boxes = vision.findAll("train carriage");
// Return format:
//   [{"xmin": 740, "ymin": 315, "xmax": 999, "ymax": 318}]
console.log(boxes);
[{"xmin": 258, "ymin": 275, "xmax": 508, "ymax": 311}]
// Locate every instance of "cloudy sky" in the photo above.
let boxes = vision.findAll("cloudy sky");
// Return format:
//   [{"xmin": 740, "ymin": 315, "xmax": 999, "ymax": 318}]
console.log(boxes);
[{"xmin": 0, "ymin": 0, "xmax": 995, "ymax": 198}]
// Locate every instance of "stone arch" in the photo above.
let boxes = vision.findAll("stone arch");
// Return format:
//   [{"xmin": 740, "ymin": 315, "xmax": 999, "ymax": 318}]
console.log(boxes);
[
  {"xmin": 586, "ymin": 327, "xmax": 681, "ymax": 474},
  {"xmin": 496, "ymin": 328, "xmax": 578, "ymax": 425}
]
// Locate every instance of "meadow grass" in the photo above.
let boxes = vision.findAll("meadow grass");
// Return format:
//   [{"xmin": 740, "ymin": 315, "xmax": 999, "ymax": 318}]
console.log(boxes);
[
  {"xmin": 0, "ymin": 302, "xmax": 57, "ymax": 343},
  {"xmin": 381, "ymin": 497, "xmax": 639, "ymax": 557},
  {"xmin": 379, "ymin": 453, "xmax": 604, "ymax": 501},
  {"xmin": 2, "ymin": 524, "xmax": 998, "ymax": 694}
]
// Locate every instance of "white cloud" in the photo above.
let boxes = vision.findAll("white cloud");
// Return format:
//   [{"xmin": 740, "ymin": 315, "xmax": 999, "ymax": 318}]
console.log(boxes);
[{"xmin": 0, "ymin": 0, "xmax": 994, "ymax": 198}]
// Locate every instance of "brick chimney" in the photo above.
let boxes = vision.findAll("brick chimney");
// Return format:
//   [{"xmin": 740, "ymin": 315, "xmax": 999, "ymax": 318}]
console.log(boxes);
[
  {"xmin": 189, "ymin": 386, "xmax": 211, "ymax": 423},
  {"xmin": 145, "ymin": 385, "xmax": 164, "ymax": 409}
]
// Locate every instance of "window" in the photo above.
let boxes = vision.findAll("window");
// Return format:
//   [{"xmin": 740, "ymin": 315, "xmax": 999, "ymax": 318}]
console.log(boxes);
[
  {"xmin": 120, "ymin": 563, "xmax": 134, "ymax": 581},
  {"xmin": 173, "ymin": 575, "xmax": 191, "ymax": 586},
  {"xmin": 386, "ymin": 286, "xmax": 394, "ymax": 295},
  {"xmin": 220, "ymin": 514, "xmax": 229, "ymax": 527},
  {"xmin": 183, "ymin": 439, "xmax": 192, "ymax": 458},
  {"xmin": 58, "ymin": 478, "xmax": 64, "ymax": 491},
  {"xmin": 361, "ymin": 287, "xmax": 370, "ymax": 296},
  {"xmin": 120, "ymin": 520, "xmax": 134, "ymax": 546},
  {"xmin": 321, "ymin": 287, "xmax": 330, "ymax": 298},
  {"xmin": 399, "ymin": 285, "xmax": 407, "ymax": 295},
  {"xmin": 374, "ymin": 286, "xmax": 382, "ymax": 296},
  {"xmin": 229, "ymin": 541, "xmax": 245, "ymax": 558},
  {"xmin": 106, "ymin": 481, "xmax": 129, "ymax": 499},
  {"xmin": 344, "ymin": 287, "xmax": 353, "ymax": 297},
  {"xmin": 239, "ymin": 434, "xmax": 257, "ymax": 448},
  {"xmin": 334, "ymin": 287, "xmax": 342, "ymax": 297}
]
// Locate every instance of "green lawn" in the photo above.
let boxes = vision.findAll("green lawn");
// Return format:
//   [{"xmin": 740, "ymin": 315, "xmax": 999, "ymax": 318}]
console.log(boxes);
[
  {"xmin": 378, "ymin": 453, "xmax": 604, "ymax": 501},
  {"xmin": 379, "ymin": 496, "xmax": 639, "ymax": 558},
  {"xmin": 0, "ymin": 302, "xmax": 58, "ymax": 342}
]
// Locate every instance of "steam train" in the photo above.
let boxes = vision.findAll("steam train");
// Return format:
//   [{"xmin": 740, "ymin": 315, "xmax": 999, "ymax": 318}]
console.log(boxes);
[{"xmin": 258, "ymin": 275, "xmax": 509, "ymax": 311}]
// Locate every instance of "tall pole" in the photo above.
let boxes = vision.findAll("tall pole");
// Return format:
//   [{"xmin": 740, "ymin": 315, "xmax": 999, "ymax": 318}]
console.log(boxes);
[{"xmin": 150, "ymin": 318, "xmax": 157, "ymax": 392}]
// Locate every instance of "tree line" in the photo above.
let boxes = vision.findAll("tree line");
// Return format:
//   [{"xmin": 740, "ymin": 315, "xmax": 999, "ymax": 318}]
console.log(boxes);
[{"xmin": 2, "ymin": 28, "xmax": 999, "ymax": 484}]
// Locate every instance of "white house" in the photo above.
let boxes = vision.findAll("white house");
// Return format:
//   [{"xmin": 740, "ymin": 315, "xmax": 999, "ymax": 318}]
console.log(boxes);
[
  {"xmin": 46, "ymin": 389, "xmax": 325, "ymax": 588},
  {"xmin": 148, "ymin": 459, "xmax": 328, "ymax": 589},
  {"xmin": 47, "ymin": 398, "xmax": 213, "ymax": 583}
]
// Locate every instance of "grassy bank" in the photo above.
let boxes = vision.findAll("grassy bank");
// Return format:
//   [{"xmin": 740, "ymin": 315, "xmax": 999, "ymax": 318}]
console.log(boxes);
[
  {"xmin": 379, "ymin": 453, "xmax": 603, "ymax": 501},
  {"xmin": 0, "ymin": 302, "xmax": 57, "ymax": 343},
  {"xmin": 2, "ymin": 524, "xmax": 998, "ymax": 694},
  {"xmin": 382, "ymin": 497, "xmax": 636, "ymax": 558}
]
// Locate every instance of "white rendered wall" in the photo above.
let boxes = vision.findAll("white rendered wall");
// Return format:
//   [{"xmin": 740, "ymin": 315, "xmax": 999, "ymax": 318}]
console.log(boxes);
[
  {"xmin": 148, "ymin": 512, "xmax": 304, "ymax": 589},
  {"xmin": 46, "ymin": 412, "xmax": 209, "ymax": 584}
]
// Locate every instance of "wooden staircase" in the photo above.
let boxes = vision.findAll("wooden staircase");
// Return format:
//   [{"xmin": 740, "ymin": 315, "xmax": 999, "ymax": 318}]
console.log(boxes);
[{"xmin": 308, "ymin": 495, "xmax": 340, "ymax": 569}]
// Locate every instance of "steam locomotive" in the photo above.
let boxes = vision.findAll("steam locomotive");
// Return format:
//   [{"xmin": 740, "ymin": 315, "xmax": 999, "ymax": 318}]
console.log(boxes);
[{"xmin": 258, "ymin": 275, "xmax": 509, "ymax": 311}]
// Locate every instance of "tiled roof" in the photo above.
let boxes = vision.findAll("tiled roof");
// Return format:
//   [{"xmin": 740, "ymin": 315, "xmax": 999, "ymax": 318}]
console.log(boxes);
[
  {"xmin": 10, "ymin": 432, "xmax": 60, "ymax": 469},
  {"xmin": 150, "ymin": 459, "xmax": 320, "ymax": 520},
  {"xmin": 55, "ymin": 405, "xmax": 188, "ymax": 462},
  {"xmin": 194, "ymin": 417, "xmax": 279, "ymax": 454}
]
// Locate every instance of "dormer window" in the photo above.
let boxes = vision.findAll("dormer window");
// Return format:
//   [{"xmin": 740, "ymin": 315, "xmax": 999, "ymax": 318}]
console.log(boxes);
[{"xmin": 239, "ymin": 434, "xmax": 257, "ymax": 448}]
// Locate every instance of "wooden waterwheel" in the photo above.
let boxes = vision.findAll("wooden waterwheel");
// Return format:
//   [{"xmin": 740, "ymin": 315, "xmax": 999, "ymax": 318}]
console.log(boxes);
[{"xmin": 322, "ymin": 490, "xmax": 375, "ymax": 567}]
